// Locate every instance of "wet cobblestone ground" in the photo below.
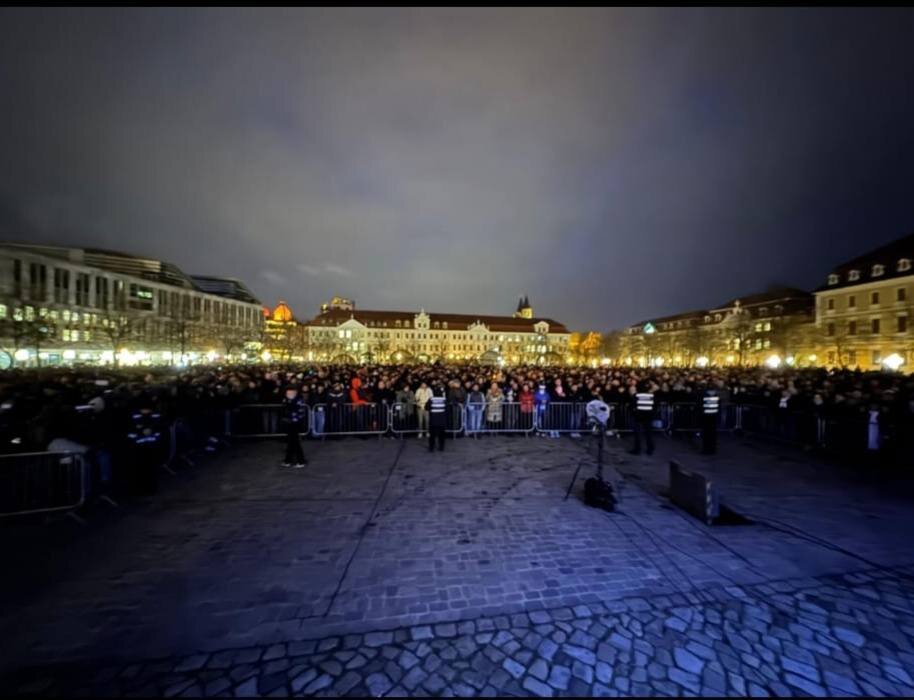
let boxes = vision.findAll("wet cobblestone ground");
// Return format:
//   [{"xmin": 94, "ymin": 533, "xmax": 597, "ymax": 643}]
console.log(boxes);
[{"xmin": 2, "ymin": 432, "xmax": 914, "ymax": 696}]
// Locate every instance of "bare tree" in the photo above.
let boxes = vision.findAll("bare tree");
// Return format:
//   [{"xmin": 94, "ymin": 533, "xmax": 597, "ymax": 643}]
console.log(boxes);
[
  {"xmin": 99, "ymin": 311, "xmax": 137, "ymax": 367},
  {"xmin": 0, "ymin": 315, "xmax": 56, "ymax": 367},
  {"xmin": 682, "ymin": 323, "xmax": 711, "ymax": 365},
  {"xmin": 166, "ymin": 302, "xmax": 202, "ymax": 365},
  {"xmin": 723, "ymin": 308, "xmax": 754, "ymax": 366},
  {"xmin": 214, "ymin": 325, "xmax": 257, "ymax": 361}
]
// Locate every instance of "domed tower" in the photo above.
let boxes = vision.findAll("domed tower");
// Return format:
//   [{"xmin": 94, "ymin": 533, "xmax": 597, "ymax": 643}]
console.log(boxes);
[
  {"xmin": 271, "ymin": 300, "xmax": 294, "ymax": 322},
  {"xmin": 513, "ymin": 295, "xmax": 533, "ymax": 319}
]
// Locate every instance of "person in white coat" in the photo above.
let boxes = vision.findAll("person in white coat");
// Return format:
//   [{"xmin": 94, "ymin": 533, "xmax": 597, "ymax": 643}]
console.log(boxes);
[{"xmin": 414, "ymin": 381, "xmax": 433, "ymax": 438}]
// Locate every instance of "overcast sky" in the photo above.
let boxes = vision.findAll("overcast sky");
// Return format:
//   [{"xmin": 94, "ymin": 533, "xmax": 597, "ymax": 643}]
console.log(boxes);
[{"xmin": 1, "ymin": 7, "xmax": 913, "ymax": 329}]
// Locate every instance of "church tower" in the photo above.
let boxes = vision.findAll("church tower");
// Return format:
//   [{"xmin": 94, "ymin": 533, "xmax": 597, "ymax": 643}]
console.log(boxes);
[{"xmin": 513, "ymin": 295, "xmax": 533, "ymax": 319}]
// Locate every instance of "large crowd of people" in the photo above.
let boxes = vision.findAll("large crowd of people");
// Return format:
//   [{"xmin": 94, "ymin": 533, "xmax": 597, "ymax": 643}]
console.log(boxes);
[{"xmin": 1, "ymin": 362, "xmax": 912, "ymax": 498}]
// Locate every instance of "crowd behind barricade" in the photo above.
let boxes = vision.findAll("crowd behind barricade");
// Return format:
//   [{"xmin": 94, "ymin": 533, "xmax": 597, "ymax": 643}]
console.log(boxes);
[{"xmin": 1, "ymin": 362, "xmax": 913, "ymax": 503}]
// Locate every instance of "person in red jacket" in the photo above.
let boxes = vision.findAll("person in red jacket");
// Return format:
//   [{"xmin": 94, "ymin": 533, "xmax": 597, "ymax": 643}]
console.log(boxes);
[
  {"xmin": 519, "ymin": 383, "xmax": 535, "ymax": 432},
  {"xmin": 349, "ymin": 376, "xmax": 368, "ymax": 432}
]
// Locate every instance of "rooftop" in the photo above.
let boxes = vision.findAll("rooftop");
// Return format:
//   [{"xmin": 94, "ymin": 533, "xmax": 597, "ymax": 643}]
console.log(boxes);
[
  {"xmin": 305, "ymin": 308, "xmax": 569, "ymax": 333},
  {"xmin": 817, "ymin": 231, "xmax": 914, "ymax": 292}
]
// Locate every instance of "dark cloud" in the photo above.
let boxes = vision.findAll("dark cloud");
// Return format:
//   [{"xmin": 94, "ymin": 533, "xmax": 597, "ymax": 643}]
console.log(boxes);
[{"xmin": 1, "ymin": 8, "xmax": 913, "ymax": 328}]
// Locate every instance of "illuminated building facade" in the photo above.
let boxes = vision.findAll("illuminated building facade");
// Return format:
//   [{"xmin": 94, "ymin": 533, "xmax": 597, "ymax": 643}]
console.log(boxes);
[
  {"xmin": 814, "ymin": 232, "xmax": 914, "ymax": 371},
  {"xmin": 0, "ymin": 243, "xmax": 263, "ymax": 367},
  {"xmin": 281, "ymin": 296, "xmax": 570, "ymax": 365},
  {"xmin": 619, "ymin": 288, "xmax": 816, "ymax": 368}
]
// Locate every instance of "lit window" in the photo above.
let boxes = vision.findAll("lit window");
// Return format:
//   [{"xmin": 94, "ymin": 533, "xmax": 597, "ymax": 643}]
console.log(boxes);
[
  {"xmin": 848, "ymin": 270, "xmax": 860, "ymax": 281},
  {"xmin": 872, "ymin": 264, "xmax": 885, "ymax": 277},
  {"xmin": 0, "ymin": 304, "xmax": 5, "ymax": 319},
  {"xmin": 764, "ymin": 322, "xmax": 771, "ymax": 331}
]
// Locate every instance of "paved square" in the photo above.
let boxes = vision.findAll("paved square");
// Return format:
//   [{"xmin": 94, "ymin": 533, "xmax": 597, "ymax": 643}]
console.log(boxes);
[{"xmin": 2, "ymin": 432, "xmax": 914, "ymax": 696}]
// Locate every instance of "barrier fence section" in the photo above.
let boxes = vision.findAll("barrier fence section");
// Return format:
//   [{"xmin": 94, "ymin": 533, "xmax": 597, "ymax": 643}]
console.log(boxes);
[
  {"xmin": 227, "ymin": 403, "xmax": 310, "ymax": 437},
  {"xmin": 221, "ymin": 400, "xmax": 883, "ymax": 456},
  {"xmin": 390, "ymin": 402, "xmax": 466, "ymax": 436},
  {"xmin": 820, "ymin": 415, "xmax": 871, "ymax": 458},
  {"xmin": 0, "ymin": 451, "xmax": 86, "ymax": 520},
  {"xmin": 738, "ymin": 404, "xmax": 822, "ymax": 448},
  {"xmin": 465, "ymin": 401, "xmax": 533, "ymax": 435},
  {"xmin": 312, "ymin": 402, "xmax": 388, "ymax": 436},
  {"xmin": 607, "ymin": 403, "xmax": 671, "ymax": 434},
  {"xmin": 667, "ymin": 403, "xmax": 741, "ymax": 434},
  {"xmin": 538, "ymin": 402, "xmax": 585, "ymax": 434}
]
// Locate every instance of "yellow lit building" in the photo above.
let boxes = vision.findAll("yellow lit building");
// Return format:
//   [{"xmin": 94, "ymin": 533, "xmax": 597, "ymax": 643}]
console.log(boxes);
[
  {"xmin": 619, "ymin": 288, "xmax": 816, "ymax": 368},
  {"xmin": 814, "ymin": 232, "xmax": 914, "ymax": 371},
  {"xmin": 293, "ymin": 296, "xmax": 570, "ymax": 365}
]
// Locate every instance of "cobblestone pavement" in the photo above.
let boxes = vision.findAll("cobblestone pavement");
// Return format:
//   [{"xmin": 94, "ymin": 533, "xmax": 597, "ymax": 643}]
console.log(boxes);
[{"xmin": 3, "ymin": 432, "xmax": 914, "ymax": 696}]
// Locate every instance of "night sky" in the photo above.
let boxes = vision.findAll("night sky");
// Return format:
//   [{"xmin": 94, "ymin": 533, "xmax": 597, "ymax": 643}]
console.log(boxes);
[{"xmin": 1, "ymin": 7, "xmax": 913, "ymax": 330}]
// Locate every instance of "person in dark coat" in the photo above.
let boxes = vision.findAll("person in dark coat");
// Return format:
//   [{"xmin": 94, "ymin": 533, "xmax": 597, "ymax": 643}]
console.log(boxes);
[
  {"xmin": 426, "ymin": 384, "xmax": 448, "ymax": 452},
  {"xmin": 281, "ymin": 385, "xmax": 308, "ymax": 468},
  {"xmin": 629, "ymin": 382, "xmax": 655, "ymax": 456}
]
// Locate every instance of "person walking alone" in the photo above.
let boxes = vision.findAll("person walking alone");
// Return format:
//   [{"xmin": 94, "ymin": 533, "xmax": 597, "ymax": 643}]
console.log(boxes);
[{"xmin": 282, "ymin": 385, "xmax": 308, "ymax": 468}]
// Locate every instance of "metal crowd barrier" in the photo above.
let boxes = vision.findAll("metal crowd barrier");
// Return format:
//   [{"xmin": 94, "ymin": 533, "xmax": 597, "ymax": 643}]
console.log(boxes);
[
  {"xmin": 0, "ymin": 451, "xmax": 87, "ymax": 521},
  {"xmin": 536, "ymin": 402, "xmax": 586, "ymax": 434},
  {"xmin": 312, "ymin": 402, "xmax": 388, "ymax": 436},
  {"xmin": 390, "ymin": 402, "xmax": 466, "ymax": 436},
  {"xmin": 819, "ymin": 415, "xmax": 871, "ymax": 457},
  {"xmin": 667, "ymin": 402, "xmax": 741, "ymax": 434},
  {"xmin": 220, "ymin": 401, "xmax": 879, "ymax": 457},
  {"xmin": 227, "ymin": 403, "xmax": 310, "ymax": 437},
  {"xmin": 465, "ymin": 401, "xmax": 534, "ymax": 435},
  {"xmin": 607, "ymin": 403, "xmax": 671, "ymax": 434},
  {"xmin": 738, "ymin": 404, "xmax": 821, "ymax": 447}
]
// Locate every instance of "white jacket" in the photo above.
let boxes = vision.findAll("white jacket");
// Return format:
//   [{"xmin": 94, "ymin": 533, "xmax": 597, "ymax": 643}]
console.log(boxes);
[{"xmin": 414, "ymin": 387, "xmax": 433, "ymax": 409}]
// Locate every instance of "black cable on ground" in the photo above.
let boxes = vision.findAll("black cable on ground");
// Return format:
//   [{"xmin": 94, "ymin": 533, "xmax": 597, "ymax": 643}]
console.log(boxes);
[
  {"xmin": 618, "ymin": 511, "xmax": 746, "ymax": 589},
  {"xmin": 319, "ymin": 438, "xmax": 406, "ymax": 618},
  {"xmin": 614, "ymin": 510, "xmax": 701, "ymax": 594},
  {"xmin": 592, "ymin": 508, "xmax": 688, "ymax": 597},
  {"xmin": 564, "ymin": 460, "xmax": 585, "ymax": 501},
  {"xmin": 746, "ymin": 513, "xmax": 914, "ymax": 585}
]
